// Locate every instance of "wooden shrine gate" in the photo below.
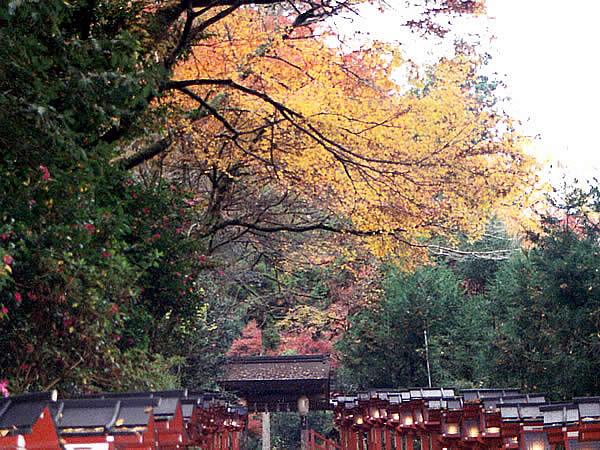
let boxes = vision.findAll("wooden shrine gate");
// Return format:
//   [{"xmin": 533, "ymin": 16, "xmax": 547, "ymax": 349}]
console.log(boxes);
[{"xmin": 221, "ymin": 354, "xmax": 332, "ymax": 450}]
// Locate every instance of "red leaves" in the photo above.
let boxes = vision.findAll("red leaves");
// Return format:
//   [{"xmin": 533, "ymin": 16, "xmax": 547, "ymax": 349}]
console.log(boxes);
[{"xmin": 226, "ymin": 320, "xmax": 263, "ymax": 356}]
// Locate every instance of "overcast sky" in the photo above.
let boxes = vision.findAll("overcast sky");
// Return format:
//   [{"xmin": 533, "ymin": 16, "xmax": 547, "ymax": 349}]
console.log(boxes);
[
  {"xmin": 336, "ymin": 1, "xmax": 600, "ymax": 181},
  {"xmin": 485, "ymin": 0, "xmax": 600, "ymax": 179}
]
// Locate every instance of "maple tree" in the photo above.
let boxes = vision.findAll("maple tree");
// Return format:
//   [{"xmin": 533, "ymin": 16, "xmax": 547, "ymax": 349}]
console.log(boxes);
[
  {"xmin": 151, "ymin": 7, "xmax": 537, "ymax": 267},
  {"xmin": 226, "ymin": 320, "xmax": 263, "ymax": 357}
]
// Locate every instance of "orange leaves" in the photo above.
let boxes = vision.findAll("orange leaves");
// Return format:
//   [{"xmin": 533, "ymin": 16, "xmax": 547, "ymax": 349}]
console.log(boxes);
[{"xmin": 162, "ymin": 6, "xmax": 537, "ymax": 262}]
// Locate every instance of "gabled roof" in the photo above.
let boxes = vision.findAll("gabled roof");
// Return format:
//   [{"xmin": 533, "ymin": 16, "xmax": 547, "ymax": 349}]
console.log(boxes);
[
  {"xmin": 0, "ymin": 391, "xmax": 57, "ymax": 434},
  {"xmin": 222, "ymin": 354, "xmax": 330, "ymax": 382},
  {"xmin": 221, "ymin": 354, "xmax": 331, "ymax": 412}
]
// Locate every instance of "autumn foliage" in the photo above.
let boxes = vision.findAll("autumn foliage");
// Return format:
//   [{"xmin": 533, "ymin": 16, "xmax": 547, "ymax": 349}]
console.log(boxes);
[
  {"xmin": 1, "ymin": 0, "xmax": 538, "ymax": 395},
  {"xmin": 161, "ymin": 7, "xmax": 536, "ymax": 263}
]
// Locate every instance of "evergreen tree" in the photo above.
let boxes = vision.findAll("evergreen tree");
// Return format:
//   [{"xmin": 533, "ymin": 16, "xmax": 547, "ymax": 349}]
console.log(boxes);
[{"xmin": 486, "ymin": 183, "xmax": 600, "ymax": 398}]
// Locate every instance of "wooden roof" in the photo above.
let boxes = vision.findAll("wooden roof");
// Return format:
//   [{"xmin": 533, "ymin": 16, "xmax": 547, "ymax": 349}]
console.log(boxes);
[{"xmin": 221, "ymin": 354, "xmax": 331, "ymax": 412}]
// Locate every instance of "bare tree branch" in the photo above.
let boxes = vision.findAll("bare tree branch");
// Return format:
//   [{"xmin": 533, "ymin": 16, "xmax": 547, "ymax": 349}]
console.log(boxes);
[
  {"xmin": 115, "ymin": 137, "xmax": 172, "ymax": 170},
  {"xmin": 177, "ymin": 87, "xmax": 239, "ymax": 137},
  {"xmin": 165, "ymin": 78, "xmax": 302, "ymax": 118}
]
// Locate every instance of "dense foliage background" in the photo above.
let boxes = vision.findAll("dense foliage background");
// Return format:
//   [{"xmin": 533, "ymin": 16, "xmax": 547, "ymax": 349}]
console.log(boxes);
[
  {"xmin": 2, "ymin": 0, "xmax": 599, "ymax": 436},
  {"xmin": 336, "ymin": 184, "xmax": 600, "ymax": 400}
]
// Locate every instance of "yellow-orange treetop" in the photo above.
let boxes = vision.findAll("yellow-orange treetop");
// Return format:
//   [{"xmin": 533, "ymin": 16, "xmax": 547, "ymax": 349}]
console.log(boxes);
[{"xmin": 151, "ymin": 5, "xmax": 535, "ymax": 263}]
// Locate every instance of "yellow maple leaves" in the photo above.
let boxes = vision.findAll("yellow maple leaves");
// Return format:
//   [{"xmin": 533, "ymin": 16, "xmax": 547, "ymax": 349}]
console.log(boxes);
[{"xmin": 161, "ymin": 6, "xmax": 537, "ymax": 262}]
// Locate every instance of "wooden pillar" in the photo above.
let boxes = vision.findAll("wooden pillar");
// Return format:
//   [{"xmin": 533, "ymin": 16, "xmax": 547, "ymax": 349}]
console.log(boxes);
[
  {"xmin": 395, "ymin": 431, "xmax": 402, "ymax": 450},
  {"xmin": 367, "ymin": 427, "xmax": 374, "ymax": 450},
  {"xmin": 345, "ymin": 427, "xmax": 356, "ymax": 450},
  {"xmin": 223, "ymin": 430, "xmax": 230, "ymax": 450},
  {"xmin": 348, "ymin": 429, "xmax": 358, "ymax": 450},
  {"xmin": 232, "ymin": 431, "xmax": 241, "ymax": 450},
  {"xmin": 262, "ymin": 412, "xmax": 271, "ymax": 450},
  {"xmin": 299, "ymin": 396, "xmax": 310, "ymax": 450},
  {"xmin": 372, "ymin": 426, "xmax": 383, "ymax": 450},
  {"xmin": 301, "ymin": 428, "xmax": 309, "ymax": 450},
  {"xmin": 385, "ymin": 428, "xmax": 392, "ymax": 450},
  {"xmin": 429, "ymin": 433, "xmax": 441, "ymax": 450}
]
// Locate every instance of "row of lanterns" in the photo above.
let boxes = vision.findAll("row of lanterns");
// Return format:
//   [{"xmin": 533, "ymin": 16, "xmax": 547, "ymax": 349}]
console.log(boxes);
[
  {"xmin": 0, "ymin": 389, "xmax": 247, "ymax": 449},
  {"xmin": 331, "ymin": 388, "xmax": 600, "ymax": 450}
]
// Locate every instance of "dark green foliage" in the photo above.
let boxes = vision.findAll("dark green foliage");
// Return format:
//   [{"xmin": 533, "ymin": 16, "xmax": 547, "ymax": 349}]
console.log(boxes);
[
  {"xmin": 486, "ymin": 185, "xmax": 600, "ymax": 398},
  {"xmin": 335, "ymin": 204, "xmax": 600, "ymax": 398},
  {"xmin": 0, "ymin": 0, "xmax": 240, "ymax": 394},
  {"xmin": 336, "ymin": 263, "xmax": 476, "ymax": 390},
  {"xmin": 250, "ymin": 412, "xmax": 334, "ymax": 450}
]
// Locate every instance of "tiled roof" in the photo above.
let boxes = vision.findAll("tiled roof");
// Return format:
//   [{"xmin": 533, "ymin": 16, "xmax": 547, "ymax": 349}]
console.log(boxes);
[{"xmin": 222, "ymin": 354, "xmax": 330, "ymax": 382}]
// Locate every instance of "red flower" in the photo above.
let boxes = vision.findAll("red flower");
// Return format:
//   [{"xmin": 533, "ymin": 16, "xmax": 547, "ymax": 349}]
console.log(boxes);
[
  {"xmin": 101, "ymin": 251, "xmax": 111, "ymax": 258},
  {"xmin": 110, "ymin": 303, "xmax": 119, "ymax": 314},
  {"xmin": 0, "ymin": 234, "xmax": 8, "ymax": 240},
  {"xmin": 153, "ymin": 233, "xmax": 160, "ymax": 239},
  {"xmin": 39, "ymin": 165, "xmax": 50, "ymax": 180},
  {"xmin": 0, "ymin": 379, "xmax": 9, "ymax": 397},
  {"xmin": 1, "ymin": 307, "xmax": 8, "ymax": 314},
  {"xmin": 14, "ymin": 292, "xmax": 21, "ymax": 303},
  {"xmin": 84, "ymin": 223, "xmax": 95, "ymax": 233},
  {"xmin": 2, "ymin": 254, "xmax": 13, "ymax": 265}
]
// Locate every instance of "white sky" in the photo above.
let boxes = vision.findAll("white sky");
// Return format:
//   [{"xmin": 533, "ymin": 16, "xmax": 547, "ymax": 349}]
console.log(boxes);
[
  {"xmin": 335, "ymin": 1, "xmax": 600, "ymax": 181},
  {"xmin": 485, "ymin": 0, "xmax": 600, "ymax": 180}
]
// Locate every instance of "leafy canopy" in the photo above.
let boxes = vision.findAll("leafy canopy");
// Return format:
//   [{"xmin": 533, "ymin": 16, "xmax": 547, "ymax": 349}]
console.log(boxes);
[{"xmin": 160, "ymin": 7, "xmax": 537, "ymax": 264}]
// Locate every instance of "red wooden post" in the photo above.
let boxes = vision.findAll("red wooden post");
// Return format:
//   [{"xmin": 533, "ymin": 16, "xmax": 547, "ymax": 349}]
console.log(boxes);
[
  {"xmin": 373, "ymin": 426, "xmax": 383, "ymax": 450},
  {"xmin": 406, "ymin": 432, "xmax": 414, "ymax": 450},
  {"xmin": 340, "ymin": 427, "xmax": 348, "ymax": 449},
  {"xmin": 395, "ymin": 431, "xmax": 402, "ymax": 450},
  {"xmin": 384, "ymin": 428, "xmax": 392, "ymax": 450},
  {"xmin": 232, "ymin": 431, "xmax": 241, "ymax": 450},
  {"xmin": 429, "ymin": 431, "xmax": 442, "ymax": 450},
  {"xmin": 348, "ymin": 429, "xmax": 358, "ymax": 450}
]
